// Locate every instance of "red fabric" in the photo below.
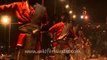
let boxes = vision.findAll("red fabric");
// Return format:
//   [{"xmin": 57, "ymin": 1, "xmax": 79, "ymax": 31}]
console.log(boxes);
[
  {"xmin": 49, "ymin": 22, "xmax": 65, "ymax": 40},
  {"xmin": 0, "ymin": 2, "xmax": 48, "ymax": 50},
  {"xmin": 15, "ymin": 2, "xmax": 31, "ymax": 23},
  {"xmin": 49, "ymin": 22, "xmax": 75, "ymax": 48},
  {"xmin": 49, "ymin": 22, "xmax": 65, "ymax": 47},
  {"xmin": 52, "ymin": 42, "xmax": 58, "ymax": 47},
  {"xmin": 17, "ymin": 33, "xmax": 26, "ymax": 46},
  {"xmin": 0, "ymin": 1, "xmax": 48, "ymax": 24}
]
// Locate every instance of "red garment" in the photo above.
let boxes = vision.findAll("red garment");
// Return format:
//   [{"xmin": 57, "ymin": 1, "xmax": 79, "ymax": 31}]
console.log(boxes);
[
  {"xmin": 0, "ymin": 2, "xmax": 48, "ymax": 50},
  {"xmin": 49, "ymin": 22, "xmax": 75, "ymax": 47},
  {"xmin": 0, "ymin": 1, "xmax": 31, "ymax": 24},
  {"xmin": 49, "ymin": 22, "xmax": 65, "ymax": 40},
  {"xmin": 17, "ymin": 33, "xmax": 26, "ymax": 46},
  {"xmin": 49, "ymin": 22, "xmax": 65, "ymax": 47},
  {"xmin": 0, "ymin": 1, "xmax": 48, "ymax": 24}
]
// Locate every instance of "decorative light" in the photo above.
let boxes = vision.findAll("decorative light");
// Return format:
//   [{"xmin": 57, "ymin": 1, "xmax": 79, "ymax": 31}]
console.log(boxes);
[
  {"xmin": 84, "ymin": 15, "xmax": 88, "ymax": 20},
  {"xmin": 65, "ymin": 4, "xmax": 69, "ymax": 9},
  {"xmin": 72, "ymin": 14, "xmax": 76, "ymax": 19},
  {"xmin": 69, "ymin": 10, "xmax": 73, "ymax": 14},
  {"xmin": 1, "ymin": 15, "xmax": 11, "ymax": 25},
  {"xmin": 80, "ymin": 15, "xmax": 84, "ymax": 19}
]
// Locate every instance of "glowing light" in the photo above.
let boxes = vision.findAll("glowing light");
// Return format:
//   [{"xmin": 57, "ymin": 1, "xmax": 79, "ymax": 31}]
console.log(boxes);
[
  {"xmin": 84, "ymin": 15, "xmax": 88, "ymax": 19},
  {"xmin": 72, "ymin": 14, "xmax": 76, "ymax": 19},
  {"xmin": 65, "ymin": 4, "xmax": 69, "ymax": 9},
  {"xmin": 69, "ymin": 10, "xmax": 73, "ymax": 14},
  {"xmin": 1, "ymin": 15, "xmax": 11, "ymax": 25},
  {"xmin": 80, "ymin": 15, "xmax": 84, "ymax": 19}
]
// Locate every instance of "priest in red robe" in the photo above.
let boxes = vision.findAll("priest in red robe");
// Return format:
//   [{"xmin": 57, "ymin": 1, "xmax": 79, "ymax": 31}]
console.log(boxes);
[{"xmin": 0, "ymin": 0, "xmax": 48, "ymax": 60}]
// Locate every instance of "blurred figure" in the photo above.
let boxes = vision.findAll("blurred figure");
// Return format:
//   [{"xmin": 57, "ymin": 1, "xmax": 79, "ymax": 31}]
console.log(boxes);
[
  {"xmin": 49, "ymin": 12, "xmax": 77, "ymax": 60},
  {"xmin": 0, "ymin": 0, "xmax": 48, "ymax": 60},
  {"xmin": 17, "ymin": 1, "xmax": 48, "ymax": 60},
  {"xmin": 84, "ymin": 39, "xmax": 91, "ymax": 59}
]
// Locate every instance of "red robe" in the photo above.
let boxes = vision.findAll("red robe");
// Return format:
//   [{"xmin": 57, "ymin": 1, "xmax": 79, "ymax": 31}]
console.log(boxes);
[
  {"xmin": 49, "ymin": 22, "xmax": 65, "ymax": 47},
  {"xmin": 49, "ymin": 22, "xmax": 75, "ymax": 48},
  {"xmin": 0, "ymin": 1, "xmax": 48, "ymax": 50},
  {"xmin": 0, "ymin": 1, "xmax": 48, "ymax": 24},
  {"xmin": 49, "ymin": 22, "xmax": 65, "ymax": 40}
]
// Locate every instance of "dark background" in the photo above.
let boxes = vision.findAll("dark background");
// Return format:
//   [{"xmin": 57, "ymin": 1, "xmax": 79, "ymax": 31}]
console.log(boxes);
[{"xmin": 0, "ymin": 0, "xmax": 107, "ymax": 54}]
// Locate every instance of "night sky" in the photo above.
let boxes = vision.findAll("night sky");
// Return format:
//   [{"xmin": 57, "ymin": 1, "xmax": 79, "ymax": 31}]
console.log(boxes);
[
  {"xmin": 73, "ymin": 0, "xmax": 107, "ymax": 23},
  {"xmin": 39, "ymin": 0, "xmax": 107, "ymax": 24}
]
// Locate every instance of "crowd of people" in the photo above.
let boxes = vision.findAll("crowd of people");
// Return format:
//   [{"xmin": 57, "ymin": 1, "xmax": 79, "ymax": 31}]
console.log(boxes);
[{"xmin": 80, "ymin": 23, "xmax": 107, "ymax": 56}]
